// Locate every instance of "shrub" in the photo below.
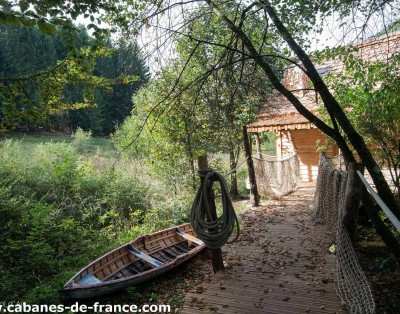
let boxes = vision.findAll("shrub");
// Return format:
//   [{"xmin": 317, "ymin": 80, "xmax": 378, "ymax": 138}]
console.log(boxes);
[
  {"xmin": 71, "ymin": 127, "xmax": 92, "ymax": 152},
  {"xmin": 0, "ymin": 188, "xmax": 112, "ymax": 303},
  {"xmin": 0, "ymin": 139, "xmax": 154, "ymax": 302}
]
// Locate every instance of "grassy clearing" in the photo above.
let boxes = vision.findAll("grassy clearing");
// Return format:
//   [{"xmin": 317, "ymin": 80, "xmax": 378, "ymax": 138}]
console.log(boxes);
[
  {"xmin": 0, "ymin": 132, "xmax": 192, "ymax": 304},
  {"xmin": 2, "ymin": 132, "xmax": 117, "ymax": 159},
  {"xmin": 0, "ymin": 132, "xmax": 250, "ymax": 308}
]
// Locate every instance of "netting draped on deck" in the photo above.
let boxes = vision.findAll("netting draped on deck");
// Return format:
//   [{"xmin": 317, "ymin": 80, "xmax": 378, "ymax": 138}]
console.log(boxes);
[
  {"xmin": 253, "ymin": 153, "xmax": 299, "ymax": 199},
  {"xmin": 314, "ymin": 154, "xmax": 375, "ymax": 314}
]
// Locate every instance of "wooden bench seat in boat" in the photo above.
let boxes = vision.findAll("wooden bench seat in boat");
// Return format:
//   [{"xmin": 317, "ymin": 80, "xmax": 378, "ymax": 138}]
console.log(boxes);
[{"xmin": 63, "ymin": 223, "xmax": 206, "ymax": 299}]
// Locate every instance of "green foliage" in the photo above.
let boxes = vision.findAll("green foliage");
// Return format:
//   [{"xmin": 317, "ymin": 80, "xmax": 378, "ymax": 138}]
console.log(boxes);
[
  {"xmin": 0, "ymin": 138, "xmax": 177, "ymax": 303},
  {"xmin": 0, "ymin": 24, "xmax": 149, "ymax": 135},
  {"xmin": 0, "ymin": 0, "xmax": 113, "ymax": 39},
  {"xmin": 324, "ymin": 52, "xmax": 400, "ymax": 194},
  {"xmin": 375, "ymin": 19, "xmax": 400, "ymax": 36},
  {"xmin": 0, "ymin": 183, "xmax": 110, "ymax": 303},
  {"xmin": 0, "ymin": 25, "xmax": 107, "ymax": 131},
  {"xmin": 69, "ymin": 38, "xmax": 149, "ymax": 135},
  {"xmin": 0, "ymin": 139, "xmax": 152, "ymax": 221},
  {"xmin": 113, "ymin": 72, "xmax": 204, "ymax": 191},
  {"xmin": 256, "ymin": 132, "xmax": 277, "ymax": 155},
  {"xmin": 114, "ymin": 8, "xmax": 272, "ymax": 194},
  {"xmin": 72, "ymin": 127, "xmax": 92, "ymax": 151}
]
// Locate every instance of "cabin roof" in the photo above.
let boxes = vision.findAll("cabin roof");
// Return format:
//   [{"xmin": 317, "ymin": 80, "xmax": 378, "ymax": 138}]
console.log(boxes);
[
  {"xmin": 248, "ymin": 32, "xmax": 400, "ymax": 133},
  {"xmin": 247, "ymin": 90, "xmax": 319, "ymax": 132}
]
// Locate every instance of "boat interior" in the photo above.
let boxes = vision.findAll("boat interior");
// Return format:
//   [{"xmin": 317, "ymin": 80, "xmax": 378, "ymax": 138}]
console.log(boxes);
[{"xmin": 69, "ymin": 225, "xmax": 203, "ymax": 287}]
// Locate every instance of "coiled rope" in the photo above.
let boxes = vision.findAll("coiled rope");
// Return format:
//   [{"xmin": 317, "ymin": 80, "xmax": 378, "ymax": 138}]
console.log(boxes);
[{"xmin": 190, "ymin": 170, "xmax": 240, "ymax": 249}]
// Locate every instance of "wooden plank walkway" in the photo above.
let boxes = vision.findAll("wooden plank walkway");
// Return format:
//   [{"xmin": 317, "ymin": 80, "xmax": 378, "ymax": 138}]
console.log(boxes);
[{"xmin": 181, "ymin": 185, "xmax": 346, "ymax": 314}]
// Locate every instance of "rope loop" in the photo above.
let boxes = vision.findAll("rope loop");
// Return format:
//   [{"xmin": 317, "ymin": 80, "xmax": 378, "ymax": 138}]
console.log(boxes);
[{"xmin": 190, "ymin": 170, "xmax": 240, "ymax": 249}]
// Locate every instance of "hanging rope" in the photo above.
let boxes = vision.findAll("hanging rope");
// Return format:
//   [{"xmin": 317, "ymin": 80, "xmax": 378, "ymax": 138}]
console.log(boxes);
[{"xmin": 190, "ymin": 170, "xmax": 240, "ymax": 249}]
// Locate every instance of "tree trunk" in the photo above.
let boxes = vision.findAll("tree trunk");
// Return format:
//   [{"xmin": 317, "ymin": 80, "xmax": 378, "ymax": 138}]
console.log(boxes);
[
  {"xmin": 207, "ymin": 0, "xmax": 399, "ymax": 220},
  {"xmin": 189, "ymin": 157, "xmax": 196, "ymax": 190},
  {"xmin": 184, "ymin": 120, "xmax": 196, "ymax": 190},
  {"xmin": 187, "ymin": 147, "xmax": 196, "ymax": 191},
  {"xmin": 197, "ymin": 155, "xmax": 225, "ymax": 273},
  {"xmin": 206, "ymin": 0, "xmax": 354, "ymax": 163},
  {"xmin": 229, "ymin": 148, "xmax": 239, "ymax": 197},
  {"xmin": 360, "ymin": 186, "xmax": 400, "ymax": 260},
  {"xmin": 262, "ymin": 2, "xmax": 400, "ymax": 219},
  {"xmin": 242, "ymin": 126, "xmax": 260, "ymax": 206},
  {"xmin": 343, "ymin": 162, "xmax": 361, "ymax": 240}
]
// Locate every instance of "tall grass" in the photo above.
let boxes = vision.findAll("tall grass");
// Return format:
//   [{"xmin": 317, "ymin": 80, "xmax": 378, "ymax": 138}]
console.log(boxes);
[{"xmin": 0, "ymin": 137, "xmax": 190, "ymax": 303}]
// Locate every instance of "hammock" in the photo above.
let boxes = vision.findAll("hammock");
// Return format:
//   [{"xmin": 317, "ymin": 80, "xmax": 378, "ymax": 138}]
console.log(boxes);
[{"xmin": 253, "ymin": 153, "xmax": 300, "ymax": 199}]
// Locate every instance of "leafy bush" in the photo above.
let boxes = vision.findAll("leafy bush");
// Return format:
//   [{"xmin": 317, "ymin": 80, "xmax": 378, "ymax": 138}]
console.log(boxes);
[
  {"xmin": 0, "ymin": 139, "xmax": 166, "ymax": 303},
  {"xmin": 71, "ymin": 127, "xmax": 92, "ymax": 152},
  {"xmin": 0, "ymin": 184, "xmax": 113, "ymax": 303},
  {"xmin": 325, "ymin": 53, "xmax": 400, "ymax": 196}
]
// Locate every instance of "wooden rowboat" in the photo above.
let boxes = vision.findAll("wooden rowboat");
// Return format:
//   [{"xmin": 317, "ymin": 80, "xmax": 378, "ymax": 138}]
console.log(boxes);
[{"xmin": 62, "ymin": 223, "xmax": 205, "ymax": 299}]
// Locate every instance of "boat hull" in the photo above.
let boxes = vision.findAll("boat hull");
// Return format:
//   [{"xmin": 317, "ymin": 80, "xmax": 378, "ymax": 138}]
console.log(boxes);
[{"xmin": 62, "ymin": 224, "xmax": 205, "ymax": 299}]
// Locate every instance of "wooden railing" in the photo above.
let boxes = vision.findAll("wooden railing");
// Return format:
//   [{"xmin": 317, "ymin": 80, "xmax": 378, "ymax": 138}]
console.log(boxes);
[{"xmin": 357, "ymin": 170, "xmax": 400, "ymax": 231}]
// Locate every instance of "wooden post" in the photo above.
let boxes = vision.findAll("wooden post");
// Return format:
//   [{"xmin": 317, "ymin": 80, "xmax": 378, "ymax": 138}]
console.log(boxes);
[
  {"xmin": 342, "ymin": 162, "xmax": 361, "ymax": 240},
  {"xmin": 229, "ymin": 149, "xmax": 239, "ymax": 197},
  {"xmin": 243, "ymin": 126, "xmax": 260, "ymax": 206},
  {"xmin": 255, "ymin": 133, "xmax": 262, "ymax": 158},
  {"xmin": 197, "ymin": 155, "xmax": 225, "ymax": 273}
]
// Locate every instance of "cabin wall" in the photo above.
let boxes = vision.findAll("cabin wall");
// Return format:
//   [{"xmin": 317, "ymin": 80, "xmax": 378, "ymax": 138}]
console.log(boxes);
[
  {"xmin": 277, "ymin": 128, "xmax": 338, "ymax": 182},
  {"xmin": 276, "ymin": 130, "xmax": 295, "ymax": 159}
]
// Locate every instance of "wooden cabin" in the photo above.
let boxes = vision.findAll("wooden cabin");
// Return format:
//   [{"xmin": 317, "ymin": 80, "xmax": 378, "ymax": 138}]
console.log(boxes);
[{"xmin": 247, "ymin": 32, "xmax": 400, "ymax": 183}]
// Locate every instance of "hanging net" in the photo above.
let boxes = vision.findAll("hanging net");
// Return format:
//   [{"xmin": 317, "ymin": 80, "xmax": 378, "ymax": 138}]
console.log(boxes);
[
  {"xmin": 313, "ymin": 154, "xmax": 375, "ymax": 314},
  {"xmin": 253, "ymin": 153, "xmax": 300, "ymax": 199}
]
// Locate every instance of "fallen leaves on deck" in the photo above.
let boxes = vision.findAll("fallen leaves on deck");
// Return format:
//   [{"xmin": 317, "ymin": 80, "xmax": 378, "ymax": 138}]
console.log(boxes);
[{"xmin": 180, "ymin": 186, "xmax": 346, "ymax": 314}]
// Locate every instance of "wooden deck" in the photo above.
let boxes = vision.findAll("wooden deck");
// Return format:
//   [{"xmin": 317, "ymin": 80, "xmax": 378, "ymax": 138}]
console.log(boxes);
[{"xmin": 181, "ymin": 186, "xmax": 346, "ymax": 314}]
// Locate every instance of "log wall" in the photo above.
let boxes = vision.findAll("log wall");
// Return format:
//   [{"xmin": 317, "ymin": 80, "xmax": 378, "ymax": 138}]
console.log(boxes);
[{"xmin": 277, "ymin": 129, "xmax": 338, "ymax": 182}]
